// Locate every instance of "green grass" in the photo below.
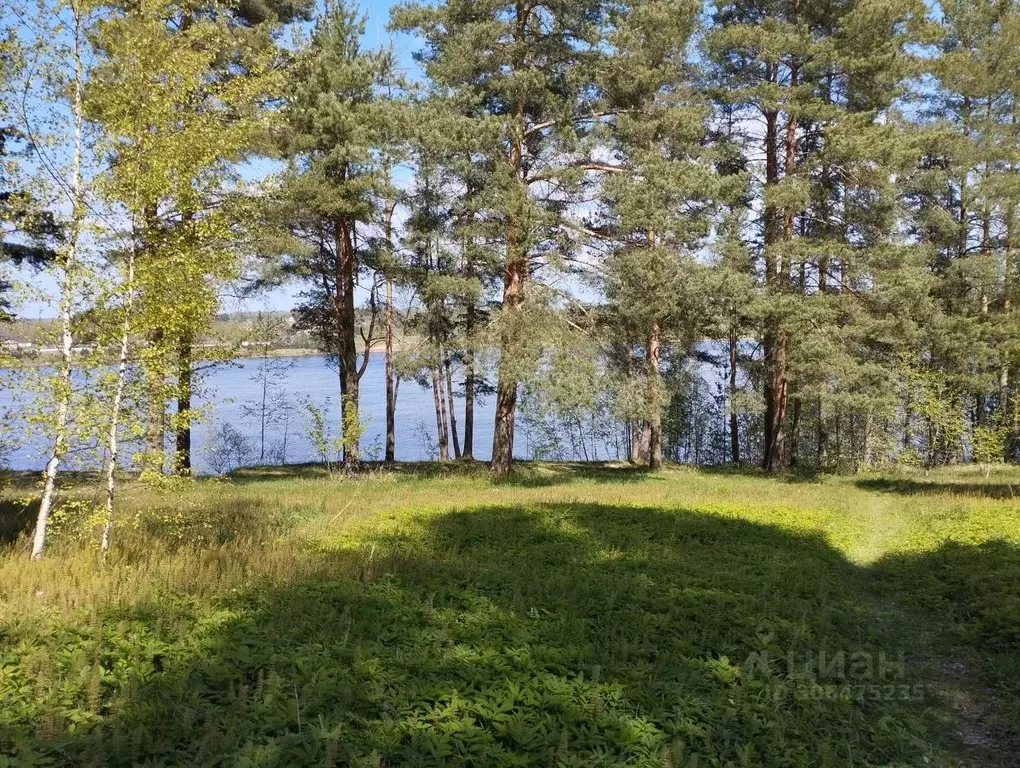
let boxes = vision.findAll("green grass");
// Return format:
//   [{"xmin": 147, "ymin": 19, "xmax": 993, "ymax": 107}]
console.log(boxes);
[{"xmin": 1, "ymin": 462, "xmax": 1019, "ymax": 766}]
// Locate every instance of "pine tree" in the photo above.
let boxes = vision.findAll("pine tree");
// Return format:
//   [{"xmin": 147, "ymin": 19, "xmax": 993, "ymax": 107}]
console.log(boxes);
[
  {"xmin": 910, "ymin": 0, "xmax": 1020, "ymax": 462},
  {"xmin": 392, "ymin": 0, "xmax": 610, "ymax": 473},
  {"xmin": 399, "ymin": 93, "xmax": 502, "ymax": 462},
  {"xmin": 401, "ymin": 152, "xmax": 458, "ymax": 460},
  {"xmin": 705, "ymin": 0, "xmax": 930, "ymax": 470},
  {"xmin": 275, "ymin": 0, "xmax": 394, "ymax": 467},
  {"xmin": 595, "ymin": 0, "xmax": 717, "ymax": 469}
]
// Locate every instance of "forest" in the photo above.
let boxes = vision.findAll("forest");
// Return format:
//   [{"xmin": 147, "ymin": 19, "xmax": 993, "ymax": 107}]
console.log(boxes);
[
  {"xmin": 2, "ymin": 0, "xmax": 1020, "ymax": 765},
  {"xmin": 2, "ymin": 0, "xmax": 1019, "ymax": 549}
]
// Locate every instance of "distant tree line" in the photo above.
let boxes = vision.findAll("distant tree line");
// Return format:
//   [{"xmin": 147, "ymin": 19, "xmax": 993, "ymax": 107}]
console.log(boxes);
[{"xmin": 3, "ymin": 0, "xmax": 1020, "ymax": 556}]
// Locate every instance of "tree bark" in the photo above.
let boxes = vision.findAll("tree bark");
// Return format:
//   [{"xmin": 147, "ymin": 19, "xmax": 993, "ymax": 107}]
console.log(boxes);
[
  {"xmin": 384, "ymin": 197, "xmax": 396, "ymax": 464},
  {"xmin": 144, "ymin": 328, "xmax": 167, "ymax": 475},
  {"xmin": 789, "ymin": 398, "xmax": 801, "ymax": 468},
  {"xmin": 818, "ymin": 398, "xmax": 829, "ymax": 468},
  {"xmin": 102, "ymin": 249, "xmax": 135, "ymax": 557},
  {"xmin": 491, "ymin": 254, "xmax": 524, "ymax": 473},
  {"xmin": 445, "ymin": 355, "xmax": 462, "ymax": 459},
  {"xmin": 491, "ymin": 9, "xmax": 526, "ymax": 475},
  {"xmin": 32, "ymin": 10, "xmax": 85, "ymax": 560},
  {"xmin": 647, "ymin": 323, "xmax": 662, "ymax": 470},
  {"xmin": 1004, "ymin": 109, "xmax": 1019, "ymax": 458},
  {"xmin": 176, "ymin": 333, "xmax": 192, "ymax": 475},
  {"xmin": 817, "ymin": 224, "xmax": 829, "ymax": 468},
  {"xmin": 761, "ymin": 66, "xmax": 782, "ymax": 472},
  {"xmin": 463, "ymin": 325, "xmax": 475, "ymax": 460},
  {"xmin": 728, "ymin": 328, "xmax": 740, "ymax": 465},
  {"xmin": 33, "ymin": 271, "xmax": 74, "ymax": 560},
  {"xmin": 1003, "ymin": 207, "xmax": 1014, "ymax": 458},
  {"xmin": 462, "ymin": 280, "xmax": 476, "ymax": 461},
  {"xmin": 336, "ymin": 218, "xmax": 360, "ymax": 466},
  {"xmin": 976, "ymin": 199, "xmax": 991, "ymax": 430},
  {"xmin": 762, "ymin": 59, "xmax": 796, "ymax": 472},
  {"xmin": 431, "ymin": 362, "xmax": 449, "ymax": 461}
]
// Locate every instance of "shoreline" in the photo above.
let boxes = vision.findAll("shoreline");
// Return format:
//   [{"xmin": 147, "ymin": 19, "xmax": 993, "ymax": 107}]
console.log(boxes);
[{"xmin": 0, "ymin": 341, "xmax": 416, "ymax": 367}]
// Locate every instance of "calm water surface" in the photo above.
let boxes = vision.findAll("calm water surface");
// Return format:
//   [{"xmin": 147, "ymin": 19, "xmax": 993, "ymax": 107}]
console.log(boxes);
[{"xmin": 1, "ymin": 354, "xmax": 624, "ymax": 474}]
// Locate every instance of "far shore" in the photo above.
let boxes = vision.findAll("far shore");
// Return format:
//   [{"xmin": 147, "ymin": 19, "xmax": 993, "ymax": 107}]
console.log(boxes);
[{"xmin": 0, "ymin": 338, "xmax": 420, "ymax": 367}]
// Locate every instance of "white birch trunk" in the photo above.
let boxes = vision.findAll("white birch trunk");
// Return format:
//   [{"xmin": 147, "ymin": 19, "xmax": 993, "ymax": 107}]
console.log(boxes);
[
  {"xmin": 101, "ymin": 250, "xmax": 135, "ymax": 557},
  {"xmin": 31, "ymin": 7, "xmax": 87, "ymax": 560}
]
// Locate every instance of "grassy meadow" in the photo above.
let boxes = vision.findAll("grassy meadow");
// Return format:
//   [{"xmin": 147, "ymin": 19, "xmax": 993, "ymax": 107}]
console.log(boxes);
[{"xmin": 1, "ymin": 462, "xmax": 1019, "ymax": 766}]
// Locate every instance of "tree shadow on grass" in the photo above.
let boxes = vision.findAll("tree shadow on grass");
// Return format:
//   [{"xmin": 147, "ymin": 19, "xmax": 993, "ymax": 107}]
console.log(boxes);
[
  {"xmin": 0, "ymin": 498, "xmax": 37, "ymax": 546},
  {"xmin": 7, "ymin": 504, "xmax": 1019, "ymax": 766},
  {"xmin": 488, "ymin": 462, "xmax": 659, "ymax": 488},
  {"xmin": 0, "ymin": 471, "xmax": 40, "ymax": 546},
  {"xmin": 697, "ymin": 464, "xmax": 832, "ymax": 485},
  {"xmin": 229, "ymin": 460, "xmax": 659, "ymax": 489},
  {"xmin": 855, "ymin": 477, "xmax": 1019, "ymax": 500}
]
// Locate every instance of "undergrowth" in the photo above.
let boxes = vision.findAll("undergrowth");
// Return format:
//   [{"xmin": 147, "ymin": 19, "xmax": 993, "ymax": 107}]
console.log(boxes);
[{"xmin": 0, "ymin": 462, "xmax": 1017, "ymax": 766}]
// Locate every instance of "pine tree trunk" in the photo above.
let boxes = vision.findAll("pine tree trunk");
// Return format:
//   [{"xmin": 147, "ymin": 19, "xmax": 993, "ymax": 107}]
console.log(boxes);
[
  {"xmin": 1002, "ymin": 211, "xmax": 1013, "ymax": 416},
  {"xmin": 834, "ymin": 412, "xmax": 843, "ymax": 468},
  {"xmin": 491, "ymin": 255, "xmax": 524, "ymax": 473},
  {"xmin": 337, "ymin": 219, "xmax": 360, "ymax": 467},
  {"xmin": 861, "ymin": 407, "xmax": 874, "ymax": 471},
  {"xmin": 463, "ymin": 343, "xmax": 475, "ymax": 461},
  {"xmin": 462, "ymin": 294, "xmax": 476, "ymax": 461},
  {"xmin": 789, "ymin": 398, "xmax": 801, "ymax": 468},
  {"xmin": 385, "ymin": 272, "xmax": 396, "ymax": 463},
  {"xmin": 1002, "ymin": 279, "xmax": 1013, "ymax": 461},
  {"xmin": 626, "ymin": 341, "xmax": 638, "ymax": 462},
  {"xmin": 633, "ymin": 421, "xmax": 648, "ymax": 464},
  {"xmin": 817, "ymin": 398, "xmax": 828, "ymax": 468},
  {"xmin": 975, "ymin": 203, "xmax": 991, "ymax": 431},
  {"xmin": 176, "ymin": 333, "xmax": 192, "ymax": 475},
  {"xmin": 491, "ymin": 47, "xmax": 526, "ymax": 475},
  {"xmin": 817, "ymin": 235, "xmax": 829, "ymax": 468},
  {"xmin": 647, "ymin": 323, "xmax": 662, "ymax": 470},
  {"xmin": 728, "ymin": 328, "xmax": 740, "ymax": 465},
  {"xmin": 438, "ymin": 364, "xmax": 451, "ymax": 460},
  {"xmin": 763, "ymin": 61, "xmax": 798, "ymax": 473},
  {"xmin": 431, "ymin": 363, "xmax": 449, "ymax": 461},
  {"xmin": 761, "ymin": 66, "xmax": 784, "ymax": 472},
  {"xmin": 445, "ymin": 356, "xmax": 462, "ymax": 459},
  {"xmin": 1003, "ymin": 112, "xmax": 1018, "ymax": 459},
  {"xmin": 460, "ymin": 179, "xmax": 479, "ymax": 462},
  {"xmin": 384, "ymin": 196, "xmax": 396, "ymax": 464},
  {"xmin": 763, "ymin": 336, "xmax": 789, "ymax": 472},
  {"xmin": 1002, "ymin": 365, "xmax": 1012, "ymax": 461}
]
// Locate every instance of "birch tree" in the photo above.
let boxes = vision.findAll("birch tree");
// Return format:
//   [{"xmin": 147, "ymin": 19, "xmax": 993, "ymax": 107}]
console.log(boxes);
[
  {"xmin": 86, "ymin": 0, "xmax": 280, "ymax": 547},
  {"xmin": 27, "ymin": 0, "xmax": 96, "ymax": 560}
]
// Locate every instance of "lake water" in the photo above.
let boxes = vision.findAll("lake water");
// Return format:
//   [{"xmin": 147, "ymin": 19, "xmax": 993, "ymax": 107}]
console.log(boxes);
[{"xmin": 1, "ymin": 354, "xmax": 627, "ymax": 474}]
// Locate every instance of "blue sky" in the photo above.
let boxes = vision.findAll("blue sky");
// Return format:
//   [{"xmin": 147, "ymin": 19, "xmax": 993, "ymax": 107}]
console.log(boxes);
[{"xmin": 359, "ymin": 0, "xmax": 417, "ymax": 63}]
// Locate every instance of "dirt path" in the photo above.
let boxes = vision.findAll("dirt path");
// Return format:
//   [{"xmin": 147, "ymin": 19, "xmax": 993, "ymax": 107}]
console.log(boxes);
[{"xmin": 843, "ymin": 493, "xmax": 1017, "ymax": 766}]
